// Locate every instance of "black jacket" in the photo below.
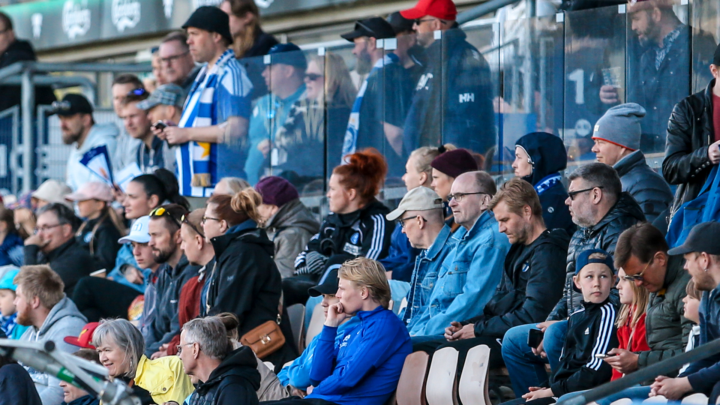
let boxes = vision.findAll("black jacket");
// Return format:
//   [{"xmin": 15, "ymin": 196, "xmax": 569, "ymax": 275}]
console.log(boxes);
[
  {"xmin": 62, "ymin": 395, "xmax": 100, "ymax": 405},
  {"xmin": 208, "ymin": 223, "xmax": 298, "ymax": 366},
  {"xmin": 0, "ymin": 39, "xmax": 55, "ymax": 112},
  {"xmin": 295, "ymin": 200, "xmax": 394, "ymax": 278},
  {"xmin": 144, "ymin": 255, "xmax": 198, "ymax": 356},
  {"xmin": 465, "ymin": 229, "xmax": 569, "ymax": 338},
  {"xmin": 550, "ymin": 299, "xmax": 618, "ymax": 397},
  {"xmin": 516, "ymin": 132, "xmax": 576, "ymax": 237},
  {"xmin": 191, "ymin": 347, "xmax": 260, "ymax": 405},
  {"xmin": 664, "ymin": 79, "xmax": 716, "ymax": 215},
  {"xmin": 403, "ymin": 26, "xmax": 495, "ymax": 155},
  {"xmin": 614, "ymin": 150, "xmax": 673, "ymax": 224},
  {"xmin": 548, "ymin": 193, "xmax": 645, "ymax": 321},
  {"xmin": 76, "ymin": 215, "xmax": 122, "ymax": 272},
  {"xmin": 0, "ymin": 363, "xmax": 42, "ymax": 405},
  {"xmin": 24, "ymin": 238, "xmax": 95, "ymax": 296}
]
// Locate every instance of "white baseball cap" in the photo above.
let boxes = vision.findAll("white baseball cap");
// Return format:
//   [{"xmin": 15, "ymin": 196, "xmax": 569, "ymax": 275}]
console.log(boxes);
[{"xmin": 118, "ymin": 216, "xmax": 151, "ymax": 244}]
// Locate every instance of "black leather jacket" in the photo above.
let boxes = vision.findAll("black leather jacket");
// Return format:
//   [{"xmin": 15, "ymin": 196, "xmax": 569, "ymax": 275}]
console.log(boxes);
[{"xmin": 663, "ymin": 79, "xmax": 716, "ymax": 215}]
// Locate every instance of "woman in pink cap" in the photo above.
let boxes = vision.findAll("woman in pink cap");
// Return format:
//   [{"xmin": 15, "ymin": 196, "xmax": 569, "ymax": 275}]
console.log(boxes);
[{"xmin": 66, "ymin": 182, "xmax": 126, "ymax": 272}]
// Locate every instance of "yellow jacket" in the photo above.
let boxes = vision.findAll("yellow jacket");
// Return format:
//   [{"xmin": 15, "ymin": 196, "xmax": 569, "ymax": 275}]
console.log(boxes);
[{"xmin": 134, "ymin": 355, "xmax": 195, "ymax": 404}]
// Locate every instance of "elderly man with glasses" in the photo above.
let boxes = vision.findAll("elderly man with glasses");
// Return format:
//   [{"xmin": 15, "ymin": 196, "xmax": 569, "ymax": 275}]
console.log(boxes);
[
  {"xmin": 501, "ymin": 162, "xmax": 645, "ymax": 397},
  {"xmin": 406, "ymin": 171, "xmax": 510, "ymax": 343}
]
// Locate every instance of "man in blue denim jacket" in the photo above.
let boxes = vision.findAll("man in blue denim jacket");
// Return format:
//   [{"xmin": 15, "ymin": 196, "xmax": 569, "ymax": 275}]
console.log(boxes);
[
  {"xmin": 409, "ymin": 171, "xmax": 510, "ymax": 339},
  {"xmin": 385, "ymin": 186, "xmax": 456, "ymax": 330}
]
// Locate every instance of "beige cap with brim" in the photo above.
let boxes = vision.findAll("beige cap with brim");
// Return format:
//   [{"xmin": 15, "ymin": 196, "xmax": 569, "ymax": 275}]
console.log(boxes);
[{"xmin": 386, "ymin": 186, "xmax": 444, "ymax": 221}]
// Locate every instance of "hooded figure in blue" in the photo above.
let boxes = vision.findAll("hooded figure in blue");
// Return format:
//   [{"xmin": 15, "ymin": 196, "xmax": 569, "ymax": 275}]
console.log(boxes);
[{"xmin": 513, "ymin": 132, "xmax": 576, "ymax": 237}]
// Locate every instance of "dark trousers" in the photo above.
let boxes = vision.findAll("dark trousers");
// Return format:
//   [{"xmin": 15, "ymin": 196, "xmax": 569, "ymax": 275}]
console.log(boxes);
[
  {"xmin": 413, "ymin": 335, "xmax": 505, "ymax": 375},
  {"xmin": 71, "ymin": 277, "xmax": 141, "ymax": 322},
  {"xmin": 501, "ymin": 397, "xmax": 556, "ymax": 405},
  {"xmin": 261, "ymin": 398, "xmax": 338, "ymax": 405},
  {"xmin": 282, "ymin": 275, "xmax": 319, "ymax": 307}
]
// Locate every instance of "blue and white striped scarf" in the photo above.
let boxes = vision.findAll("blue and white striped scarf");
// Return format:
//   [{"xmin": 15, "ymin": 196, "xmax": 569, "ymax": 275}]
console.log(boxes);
[
  {"xmin": 177, "ymin": 49, "xmax": 235, "ymax": 196},
  {"xmin": 341, "ymin": 53, "xmax": 400, "ymax": 160}
]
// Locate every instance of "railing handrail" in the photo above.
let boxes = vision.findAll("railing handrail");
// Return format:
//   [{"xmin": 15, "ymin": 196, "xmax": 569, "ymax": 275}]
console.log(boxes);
[
  {"xmin": 0, "ymin": 61, "xmax": 151, "ymax": 83},
  {"xmin": 558, "ymin": 338, "xmax": 720, "ymax": 405}
]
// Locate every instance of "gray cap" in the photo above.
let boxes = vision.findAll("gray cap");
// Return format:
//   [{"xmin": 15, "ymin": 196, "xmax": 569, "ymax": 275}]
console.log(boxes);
[
  {"xmin": 136, "ymin": 84, "xmax": 185, "ymax": 111},
  {"xmin": 592, "ymin": 103, "xmax": 646, "ymax": 151},
  {"xmin": 386, "ymin": 186, "xmax": 443, "ymax": 221},
  {"xmin": 668, "ymin": 222, "xmax": 720, "ymax": 256}
]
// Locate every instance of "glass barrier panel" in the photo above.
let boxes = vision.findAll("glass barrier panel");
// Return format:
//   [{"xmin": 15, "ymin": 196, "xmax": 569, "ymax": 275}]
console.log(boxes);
[
  {"xmin": 692, "ymin": 0, "xmax": 720, "ymax": 94},
  {"xmin": 325, "ymin": 41, "xmax": 358, "ymax": 181},
  {"xmin": 563, "ymin": 5, "xmax": 626, "ymax": 166},
  {"xmin": 439, "ymin": 25, "xmax": 499, "ymax": 170},
  {"xmin": 496, "ymin": 15, "xmax": 565, "ymax": 177},
  {"xmin": 268, "ymin": 48, "xmax": 327, "ymax": 197},
  {"xmin": 625, "ymin": 0, "xmax": 699, "ymax": 157}
]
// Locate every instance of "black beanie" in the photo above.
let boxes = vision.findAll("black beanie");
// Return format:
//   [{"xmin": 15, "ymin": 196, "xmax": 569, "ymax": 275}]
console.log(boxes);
[{"xmin": 182, "ymin": 6, "xmax": 233, "ymax": 45}]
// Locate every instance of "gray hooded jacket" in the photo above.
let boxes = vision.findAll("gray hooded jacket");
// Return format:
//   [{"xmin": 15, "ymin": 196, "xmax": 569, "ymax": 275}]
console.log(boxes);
[
  {"xmin": 264, "ymin": 199, "xmax": 320, "ymax": 278},
  {"xmin": 20, "ymin": 296, "xmax": 87, "ymax": 405}
]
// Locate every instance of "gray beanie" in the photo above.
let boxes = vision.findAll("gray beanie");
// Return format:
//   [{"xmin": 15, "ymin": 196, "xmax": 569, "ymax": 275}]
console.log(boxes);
[{"xmin": 592, "ymin": 103, "xmax": 646, "ymax": 151}]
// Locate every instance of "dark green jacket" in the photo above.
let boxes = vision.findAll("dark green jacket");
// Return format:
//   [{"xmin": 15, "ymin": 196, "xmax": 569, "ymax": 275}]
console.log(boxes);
[{"xmin": 639, "ymin": 254, "xmax": 693, "ymax": 370}]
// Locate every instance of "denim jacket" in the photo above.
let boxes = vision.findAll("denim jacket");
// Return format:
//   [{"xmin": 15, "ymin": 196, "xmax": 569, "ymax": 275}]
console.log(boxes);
[
  {"xmin": 403, "ymin": 225, "xmax": 456, "ymax": 331},
  {"xmin": 409, "ymin": 211, "xmax": 510, "ymax": 336}
]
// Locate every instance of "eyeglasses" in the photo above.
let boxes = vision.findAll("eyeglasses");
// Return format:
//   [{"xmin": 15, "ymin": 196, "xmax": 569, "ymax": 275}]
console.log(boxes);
[
  {"xmin": 202, "ymin": 216, "xmax": 221, "ymax": 225},
  {"xmin": 622, "ymin": 260, "xmax": 652, "ymax": 282},
  {"xmin": 447, "ymin": 192, "xmax": 486, "ymax": 203},
  {"xmin": 567, "ymin": 186, "xmax": 604, "ymax": 201},
  {"xmin": 398, "ymin": 215, "xmax": 425, "ymax": 229},
  {"xmin": 176, "ymin": 342, "xmax": 195, "ymax": 355},
  {"xmin": 150, "ymin": 207, "xmax": 182, "ymax": 227},
  {"xmin": 161, "ymin": 51, "xmax": 190, "ymax": 65},
  {"xmin": 127, "ymin": 88, "xmax": 147, "ymax": 97},
  {"xmin": 181, "ymin": 214, "xmax": 205, "ymax": 238},
  {"xmin": 34, "ymin": 223, "xmax": 63, "ymax": 234},
  {"xmin": 304, "ymin": 73, "xmax": 323, "ymax": 82},
  {"xmin": 51, "ymin": 101, "xmax": 71, "ymax": 111}
]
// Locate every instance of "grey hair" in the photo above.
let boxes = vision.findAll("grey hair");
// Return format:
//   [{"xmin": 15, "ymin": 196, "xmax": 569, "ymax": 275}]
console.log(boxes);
[
  {"xmin": 92, "ymin": 319, "xmax": 144, "ymax": 379},
  {"xmin": 37, "ymin": 203, "xmax": 80, "ymax": 231},
  {"xmin": 568, "ymin": 163, "xmax": 622, "ymax": 201},
  {"xmin": 183, "ymin": 318, "xmax": 231, "ymax": 360},
  {"xmin": 219, "ymin": 177, "xmax": 251, "ymax": 195}
]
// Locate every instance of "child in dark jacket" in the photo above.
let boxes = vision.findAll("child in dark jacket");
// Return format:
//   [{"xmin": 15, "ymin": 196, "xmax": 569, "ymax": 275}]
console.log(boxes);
[{"xmin": 502, "ymin": 249, "xmax": 619, "ymax": 405}]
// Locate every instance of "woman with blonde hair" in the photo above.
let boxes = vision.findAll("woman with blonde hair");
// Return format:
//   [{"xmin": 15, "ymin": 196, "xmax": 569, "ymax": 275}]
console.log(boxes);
[
  {"xmin": 272, "ymin": 52, "xmax": 355, "ymax": 188},
  {"xmin": 608, "ymin": 268, "xmax": 650, "ymax": 380},
  {"xmin": 202, "ymin": 188, "xmax": 298, "ymax": 369}
]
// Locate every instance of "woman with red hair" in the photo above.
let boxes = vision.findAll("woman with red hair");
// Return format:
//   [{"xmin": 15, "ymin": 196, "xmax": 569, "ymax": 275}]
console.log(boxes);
[{"xmin": 284, "ymin": 148, "xmax": 394, "ymax": 307}]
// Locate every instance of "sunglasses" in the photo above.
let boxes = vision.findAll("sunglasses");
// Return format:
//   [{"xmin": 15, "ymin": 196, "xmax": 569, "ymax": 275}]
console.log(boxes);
[
  {"xmin": 150, "ymin": 207, "xmax": 182, "ymax": 227},
  {"xmin": 181, "ymin": 214, "xmax": 205, "ymax": 238},
  {"xmin": 305, "ymin": 73, "xmax": 323, "ymax": 82}
]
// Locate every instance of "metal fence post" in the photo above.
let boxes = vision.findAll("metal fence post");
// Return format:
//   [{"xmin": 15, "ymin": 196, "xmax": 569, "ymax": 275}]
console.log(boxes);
[{"xmin": 21, "ymin": 68, "xmax": 34, "ymax": 193}]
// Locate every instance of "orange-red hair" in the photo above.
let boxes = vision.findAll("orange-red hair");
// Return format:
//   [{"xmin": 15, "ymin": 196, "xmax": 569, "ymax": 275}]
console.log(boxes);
[{"xmin": 334, "ymin": 148, "xmax": 388, "ymax": 203}]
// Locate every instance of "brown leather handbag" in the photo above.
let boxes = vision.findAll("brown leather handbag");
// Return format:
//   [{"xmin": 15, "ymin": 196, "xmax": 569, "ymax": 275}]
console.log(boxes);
[{"xmin": 241, "ymin": 295, "xmax": 286, "ymax": 359}]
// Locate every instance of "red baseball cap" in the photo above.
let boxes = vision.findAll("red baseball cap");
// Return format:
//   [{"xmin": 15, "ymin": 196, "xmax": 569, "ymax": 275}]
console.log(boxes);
[
  {"xmin": 64, "ymin": 322, "xmax": 100, "ymax": 349},
  {"xmin": 400, "ymin": 0, "xmax": 458, "ymax": 21}
]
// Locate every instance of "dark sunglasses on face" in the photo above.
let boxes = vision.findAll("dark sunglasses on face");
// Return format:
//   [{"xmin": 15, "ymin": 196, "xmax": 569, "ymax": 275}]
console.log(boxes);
[{"xmin": 305, "ymin": 73, "xmax": 323, "ymax": 82}]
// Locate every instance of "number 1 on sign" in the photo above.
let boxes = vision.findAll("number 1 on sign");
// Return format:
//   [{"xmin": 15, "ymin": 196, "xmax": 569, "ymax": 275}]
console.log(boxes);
[{"xmin": 568, "ymin": 69, "xmax": 584, "ymax": 105}]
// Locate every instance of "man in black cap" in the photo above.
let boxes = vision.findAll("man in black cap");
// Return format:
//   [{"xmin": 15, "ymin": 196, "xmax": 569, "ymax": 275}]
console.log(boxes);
[
  {"xmin": 164, "ymin": 6, "xmax": 253, "ymax": 197},
  {"xmin": 51, "ymin": 94, "xmax": 119, "ymax": 191},
  {"xmin": 245, "ymin": 43, "xmax": 308, "ymax": 185},
  {"xmin": 387, "ymin": 12, "xmax": 424, "ymax": 86},
  {"xmin": 340, "ymin": 17, "xmax": 413, "ymax": 177},
  {"xmin": 277, "ymin": 268, "xmax": 360, "ymax": 393}
]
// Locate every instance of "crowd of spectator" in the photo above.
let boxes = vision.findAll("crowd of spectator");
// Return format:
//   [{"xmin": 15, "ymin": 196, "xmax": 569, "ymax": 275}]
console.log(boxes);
[{"xmin": 0, "ymin": 0, "xmax": 719, "ymax": 404}]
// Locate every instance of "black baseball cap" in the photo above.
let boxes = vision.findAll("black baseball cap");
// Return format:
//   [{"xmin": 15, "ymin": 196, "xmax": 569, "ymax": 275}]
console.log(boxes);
[
  {"xmin": 50, "ymin": 94, "xmax": 93, "ymax": 117},
  {"xmin": 668, "ymin": 222, "xmax": 720, "ymax": 256},
  {"xmin": 308, "ymin": 268, "xmax": 340, "ymax": 297},
  {"xmin": 268, "ymin": 43, "xmax": 308, "ymax": 70},
  {"xmin": 387, "ymin": 12, "xmax": 415, "ymax": 35},
  {"xmin": 341, "ymin": 17, "xmax": 397, "ymax": 42},
  {"xmin": 182, "ymin": 6, "xmax": 233, "ymax": 44}
]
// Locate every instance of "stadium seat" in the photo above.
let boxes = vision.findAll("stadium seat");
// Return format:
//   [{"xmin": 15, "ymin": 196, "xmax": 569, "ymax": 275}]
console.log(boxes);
[
  {"xmin": 306, "ymin": 304, "xmax": 325, "ymax": 344},
  {"xmin": 458, "ymin": 345, "xmax": 492, "ymax": 405},
  {"xmin": 396, "ymin": 351, "xmax": 430, "ymax": 405},
  {"xmin": 643, "ymin": 396, "xmax": 668, "ymax": 404},
  {"xmin": 287, "ymin": 304, "xmax": 306, "ymax": 351},
  {"xmin": 610, "ymin": 399, "xmax": 634, "ymax": 405},
  {"xmin": 681, "ymin": 394, "xmax": 708, "ymax": 405},
  {"xmin": 426, "ymin": 347, "xmax": 459, "ymax": 405}
]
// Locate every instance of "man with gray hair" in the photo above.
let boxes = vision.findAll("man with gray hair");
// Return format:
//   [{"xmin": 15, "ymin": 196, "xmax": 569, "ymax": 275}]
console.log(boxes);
[
  {"xmin": 179, "ymin": 317, "xmax": 260, "ymax": 405},
  {"xmin": 591, "ymin": 103, "xmax": 672, "ymax": 223},
  {"xmin": 408, "ymin": 171, "xmax": 511, "ymax": 340}
]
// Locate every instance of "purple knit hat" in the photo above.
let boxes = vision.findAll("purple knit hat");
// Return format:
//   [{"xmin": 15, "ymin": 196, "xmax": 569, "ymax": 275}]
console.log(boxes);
[
  {"xmin": 255, "ymin": 176, "xmax": 300, "ymax": 207},
  {"xmin": 430, "ymin": 148, "xmax": 478, "ymax": 178}
]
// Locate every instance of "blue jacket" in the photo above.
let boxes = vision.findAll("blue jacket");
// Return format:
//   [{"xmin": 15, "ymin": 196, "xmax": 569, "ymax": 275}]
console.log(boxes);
[
  {"xmin": 380, "ymin": 226, "xmax": 421, "ymax": 283},
  {"xmin": 409, "ymin": 211, "xmax": 510, "ymax": 336},
  {"xmin": 308, "ymin": 306, "xmax": 411, "ymax": 405},
  {"xmin": 0, "ymin": 233, "xmax": 23, "ymax": 267},
  {"xmin": 402, "ymin": 225, "xmax": 456, "ymax": 329},
  {"xmin": 107, "ymin": 244, "xmax": 152, "ymax": 294},
  {"xmin": 278, "ymin": 316, "xmax": 360, "ymax": 389},
  {"xmin": 683, "ymin": 285, "xmax": 720, "ymax": 398}
]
